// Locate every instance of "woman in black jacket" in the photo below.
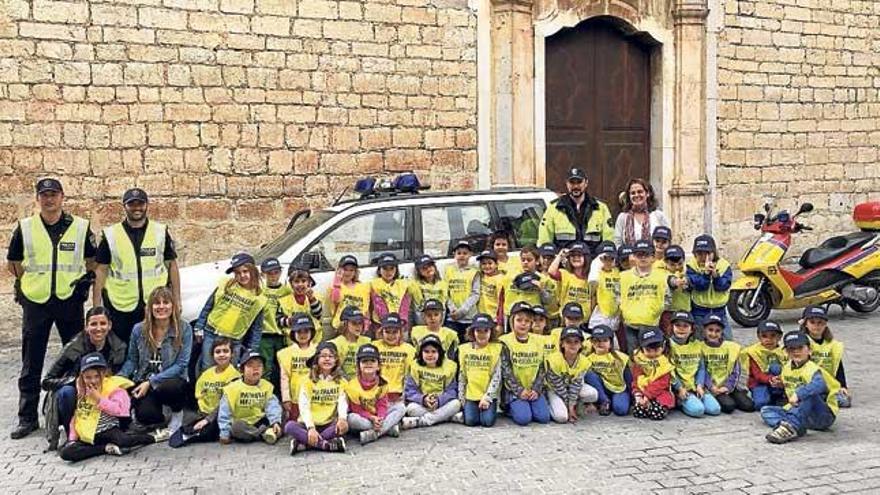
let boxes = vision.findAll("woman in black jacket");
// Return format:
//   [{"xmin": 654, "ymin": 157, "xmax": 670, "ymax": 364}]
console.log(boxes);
[{"xmin": 42, "ymin": 306, "xmax": 128, "ymax": 441}]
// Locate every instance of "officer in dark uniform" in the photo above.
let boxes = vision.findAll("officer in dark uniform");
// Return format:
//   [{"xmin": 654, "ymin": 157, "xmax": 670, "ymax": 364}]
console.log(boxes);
[
  {"xmin": 91, "ymin": 188, "xmax": 180, "ymax": 343},
  {"xmin": 7, "ymin": 178, "xmax": 96, "ymax": 439}
]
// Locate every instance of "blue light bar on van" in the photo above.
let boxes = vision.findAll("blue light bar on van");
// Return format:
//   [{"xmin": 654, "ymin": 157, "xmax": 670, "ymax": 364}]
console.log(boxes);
[
  {"xmin": 354, "ymin": 177, "xmax": 376, "ymax": 196},
  {"xmin": 394, "ymin": 173, "xmax": 422, "ymax": 193}
]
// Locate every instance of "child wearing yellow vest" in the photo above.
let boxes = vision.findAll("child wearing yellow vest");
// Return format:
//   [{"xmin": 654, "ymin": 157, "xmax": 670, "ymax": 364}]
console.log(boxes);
[
  {"xmin": 651, "ymin": 226, "xmax": 672, "ymax": 267},
  {"xmin": 328, "ymin": 306, "xmax": 371, "ymax": 380},
  {"xmin": 445, "ymin": 240, "xmax": 480, "ymax": 338},
  {"xmin": 500, "ymin": 303, "xmax": 551, "ymax": 426},
  {"xmin": 686, "ymin": 234, "xmax": 734, "ymax": 340},
  {"xmin": 498, "ymin": 246, "xmax": 556, "ymax": 326},
  {"xmin": 195, "ymin": 253, "xmax": 268, "ymax": 370},
  {"xmin": 700, "ymin": 315, "xmax": 754, "ymax": 414},
  {"xmin": 345, "ymin": 343, "xmax": 405, "ymax": 445},
  {"xmin": 667, "ymin": 312, "xmax": 720, "ymax": 418},
  {"xmin": 410, "ymin": 254, "xmax": 448, "ymax": 323},
  {"xmin": 540, "ymin": 302, "xmax": 588, "ymax": 355},
  {"xmin": 258, "ymin": 258, "xmax": 291, "ymax": 387},
  {"xmin": 762, "ymin": 331, "xmax": 840, "ymax": 444},
  {"xmin": 327, "ymin": 255, "xmax": 370, "ymax": 333},
  {"xmin": 217, "ymin": 351, "xmax": 282, "ymax": 445},
  {"xmin": 488, "ymin": 231, "xmax": 519, "ymax": 275},
  {"xmin": 588, "ymin": 242, "xmax": 621, "ymax": 331},
  {"xmin": 169, "ymin": 338, "xmax": 240, "ymax": 448},
  {"xmin": 411, "ymin": 298, "xmax": 459, "ymax": 359},
  {"xmin": 538, "ymin": 243, "xmax": 557, "ymax": 274},
  {"xmin": 372, "ymin": 313, "xmax": 416, "ymax": 402},
  {"xmin": 284, "ymin": 341, "xmax": 348, "ymax": 453},
  {"xmin": 630, "ymin": 328, "xmax": 675, "ymax": 420},
  {"xmin": 744, "ymin": 320, "xmax": 787, "ymax": 409},
  {"xmin": 583, "ymin": 325, "xmax": 632, "ymax": 416},
  {"xmin": 545, "ymin": 327, "xmax": 599, "ymax": 423},
  {"xmin": 800, "ymin": 305, "xmax": 850, "ymax": 408},
  {"xmin": 59, "ymin": 353, "xmax": 161, "ymax": 462},
  {"xmin": 475, "ymin": 250, "xmax": 504, "ymax": 336},
  {"xmin": 277, "ymin": 314, "xmax": 319, "ymax": 423},
  {"xmin": 401, "ymin": 335, "xmax": 461, "ymax": 429},
  {"xmin": 660, "ymin": 245, "xmax": 690, "ymax": 337},
  {"xmin": 370, "ymin": 252, "xmax": 412, "ymax": 333},
  {"xmin": 547, "ymin": 241, "xmax": 593, "ymax": 325},
  {"xmin": 458, "ymin": 314, "xmax": 503, "ymax": 427},
  {"xmin": 619, "ymin": 240, "xmax": 670, "ymax": 355},
  {"xmin": 277, "ymin": 263, "xmax": 323, "ymax": 342}
]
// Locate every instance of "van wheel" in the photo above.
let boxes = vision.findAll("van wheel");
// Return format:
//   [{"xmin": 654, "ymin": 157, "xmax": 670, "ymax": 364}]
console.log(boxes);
[{"xmin": 727, "ymin": 289, "xmax": 772, "ymax": 328}]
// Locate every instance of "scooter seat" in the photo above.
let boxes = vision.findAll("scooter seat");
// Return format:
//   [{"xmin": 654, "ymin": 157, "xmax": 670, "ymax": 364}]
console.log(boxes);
[{"xmin": 799, "ymin": 232, "xmax": 875, "ymax": 269}]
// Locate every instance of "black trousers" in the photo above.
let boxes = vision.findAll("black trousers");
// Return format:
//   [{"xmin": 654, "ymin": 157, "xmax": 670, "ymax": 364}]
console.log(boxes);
[
  {"xmin": 18, "ymin": 297, "xmax": 83, "ymax": 423},
  {"xmin": 104, "ymin": 297, "xmax": 144, "ymax": 344},
  {"xmin": 132, "ymin": 378, "xmax": 190, "ymax": 425},
  {"xmin": 716, "ymin": 389, "xmax": 755, "ymax": 414},
  {"xmin": 59, "ymin": 427, "xmax": 154, "ymax": 462}
]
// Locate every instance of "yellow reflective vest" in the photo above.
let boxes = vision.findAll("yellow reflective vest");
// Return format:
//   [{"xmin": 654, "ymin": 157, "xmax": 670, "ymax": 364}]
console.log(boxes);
[
  {"xmin": 195, "ymin": 365, "xmax": 240, "ymax": 414},
  {"xmin": 300, "ymin": 376, "xmax": 342, "ymax": 426},
  {"xmin": 458, "ymin": 342, "xmax": 502, "ymax": 401},
  {"xmin": 73, "ymin": 375, "xmax": 134, "ymax": 444},
  {"xmin": 687, "ymin": 257, "xmax": 731, "ymax": 309},
  {"xmin": 276, "ymin": 343, "xmax": 317, "ymax": 401},
  {"xmin": 499, "ymin": 333, "xmax": 544, "ymax": 389},
  {"xmin": 206, "ymin": 280, "xmax": 268, "ymax": 341},
  {"xmin": 669, "ymin": 339, "xmax": 703, "ymax": 391},
  {"xmin": 808, "ymin": 337, "xmax": 844, "ymax": 377},
  {"xmin": 620, "ymin": 269, "xmax": 668, "ymax": 326},
  {"xmin": 584, "ymin": 351, "xmax": 630, "ymax": 393},
  {"xmin": 223, "ymin": 378, "xmax": 275, "ymax": 426},
  {"xmin": 19, "ymin": 214, "xmax": 89, "ymax": 304},
  {"xmin": 409, "ymin": 359, "xmax": 457, "ymax": 396},
  {"xmin": 261, "ymin": 284, "xmax": 293, "ymax": 337},
  {"xmin": 537, "ymin": 196, "xmax": 614, "ymax": 248},
  {"xmin": 103, "ymin": 221, "xmax": 168, "ymax": 312},
  {"xmin": 781, "ymin": 360, "xmax": 840, "ymax": 416}
]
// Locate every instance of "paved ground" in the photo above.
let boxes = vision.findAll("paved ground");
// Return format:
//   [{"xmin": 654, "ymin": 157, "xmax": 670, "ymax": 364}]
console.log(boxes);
[{"xmin": 1, "ymin": 304, "xmax": 878, "ymax": 494}]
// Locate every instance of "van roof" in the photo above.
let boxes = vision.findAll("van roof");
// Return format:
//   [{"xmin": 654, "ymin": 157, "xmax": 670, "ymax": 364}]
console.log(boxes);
[{"xmin": 329, "ymin": 186, "xmax": 553, "ymax": 211}]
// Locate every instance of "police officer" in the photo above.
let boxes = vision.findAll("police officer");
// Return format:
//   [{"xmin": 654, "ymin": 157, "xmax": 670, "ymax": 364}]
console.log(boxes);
[
  {"xmin": 537, "ymin": 167, "xmax": 614, "ymax": 254},
  {"xmin": 92, "ymin": 188, "xmax": 180, "ymax": 343},
  {"xmin": 7, "ymin": 178, "xmax": 96, "ymax": 439}
]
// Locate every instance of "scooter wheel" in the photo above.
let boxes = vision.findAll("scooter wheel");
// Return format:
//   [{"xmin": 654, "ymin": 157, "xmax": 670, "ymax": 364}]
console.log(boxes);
[
  {"xmin": 727, "ymin": 289, "xmax": 772, "ymax": 328},
  {"xmin": 846, "ymin": 292, "xmax": 880, "ymax": 313}
]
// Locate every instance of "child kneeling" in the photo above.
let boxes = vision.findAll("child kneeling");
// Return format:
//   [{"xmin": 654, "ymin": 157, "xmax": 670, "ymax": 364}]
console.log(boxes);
[
  {"xmin": 402, "ymin": 335, "xmax": 461, "ymax": 429},
  {"xmin": 218, "ymin": 351, "xmax": 283, "ymax": 445}
]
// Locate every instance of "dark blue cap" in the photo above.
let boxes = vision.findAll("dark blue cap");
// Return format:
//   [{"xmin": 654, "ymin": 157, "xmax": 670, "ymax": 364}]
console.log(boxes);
[
  {"xmin": 783, "ymin": 331, "xmax": 810, "ymax": 349},
  {"xmin": 356, "ymin": 343, "xmax": 381, "ymax": 362},
  {"xmin": 377, "ymin": 252, "xmax": 398, "ymax": 267},
  {"xmin": 260, "ymin": 257, "xmax": 282, "ymax": 272},
  {"xmin": 341, "ymin": 306, "xmax": 365, "ymax": 323},
  {"xmin": 539, "ymin": 243, "xmax": 557, "ymax": 257},
  {"xmin": 693, "ymin": 234, "xmax": 717, "ymax": 253},
  {"xmin": 560, "ymin": 326, "xmax": 585, "ymax": 341},
  {"xmin": 703, "ymin": 314, "xmax": 725, "ymax": 328},
  {"xmin": 618, "ymin": 245, "xmax": 634, "ymax": 259},
  {"xmin": 568, "ymin": 167, "xmax": 586, "ymax": 181},
  {"xmin": 381, "ymin": 312, "xmax": 404, "ymax": 328},
  {"xmin": 338, "ymin": 255, "xmax": 358, "ymax": 268},
  {"xmin": 240, "ymin": 350, "xmax": 265, "ymax": 368},
  {"xmin": 307, "ymin": 341, "xmax": 338, "ymax": 367},
  {"xmin": 567, "ymin": 242, "xmax": 588, "ymax": 255},
  {"xmin": 418, "ymin": 334, "xmax": 444, "ymax": 352},
  {"xmin": 531, "ymin": 305, "xmax": 548, "ymax": 318},
  {"xmin": 633, "ymin": 240, "xmax": 654, "ymax": 254},
  {"xmin": 415, "ymin": 254, "xmax": 435, "ymax": 268},
  {"xmin": 802, "ymin": 305, "xmax": 828, "ymax": 321},
  {"xmin": 471, "ymin": 313, "xmax": 494, "ymax": 330},
  {"xmin": 80, "ymin": 352, "xmax": 108, "ymax": 372},
  {"xmin": 757, "ymin": 320, "xmax": 783, "ymax": 334},
  {"xmin": 509, "ymin": 301, "xmax": 534, "ymax": 316},
  {"xmin": 36, "ymin": 178, "xmax": 63, "ymax": 194},
  {"xmin": 226, "ymin": 252, "xmax": 256, "ymax": 273},
  {"xmin": 590, "ymin": 325, "xmax": 614, "ymax": 340},
  {"xmin": 652, "ymin": 226, "xmax": 672, "ymax": 240},
  {"xmin": 476, "ymin": 250, "xmax": 497, "ymax": 262},
  {"xmin": 562, "ymin": 302, "xmax": 584, "ymax": 319},
  {"xmin": 639, "ymin": 327, "xmax": 664, "ymax": 347},
  {"xmin": 670, "ymin": 311, "xmax": 695, "ymax": 325},
  {"xmin": 290, "ymin": 312, "xmax": 315, "ymax": 332},
  {"xmin": 452, "ymin": 239, "xmax": 472, "ymax": 252},
  {"xmin": 422, "ymin": 298, "xmax": 444, "ymax": 313},
  {"xmin": 664, "ymin": 245, "xmax": 685, "ymax": 260},
  {"xmin": 514, "ymin": 272, "xmax": 541, "ymax": 291},
  {"xmin": 597, "ymin": 241, "xmax": 617, "ymax": 258},
  {"xmin": 122, "ymin": 187, "xmax": 148, "ymax": 204}
]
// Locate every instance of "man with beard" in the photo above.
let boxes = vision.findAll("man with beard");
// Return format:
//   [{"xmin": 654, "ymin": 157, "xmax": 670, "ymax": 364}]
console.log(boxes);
[
  {"xmin": 537, "ymin": 167, "xmax": 614, "ymax": 255},
  {"xmin": 92, "ymin": 188, "xmax": 180, "ymax": 343}
]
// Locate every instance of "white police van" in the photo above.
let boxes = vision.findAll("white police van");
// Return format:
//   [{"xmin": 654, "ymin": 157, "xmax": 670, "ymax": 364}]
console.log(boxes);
[{"xmin": 180, "ymin": 173, "xmax": 557, "ymax": 327}]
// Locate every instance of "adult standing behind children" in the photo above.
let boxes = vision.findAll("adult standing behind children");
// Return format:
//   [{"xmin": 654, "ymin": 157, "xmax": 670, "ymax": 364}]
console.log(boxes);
[
  {"xmin": 613, "ymin": 178, "xmax": 670, "ymax": 247},
  {"xmin": 538, "ymin": 167, "xmax": 614, "ymax": 255}
]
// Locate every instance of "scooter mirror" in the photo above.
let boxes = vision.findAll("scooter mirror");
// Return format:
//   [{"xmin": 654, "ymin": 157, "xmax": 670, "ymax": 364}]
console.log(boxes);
[
  {"xmin": 797, "ymin": 202, "xmax": 814, "ymax": 215},
  {"xmin": 754, "ymin": 213, "xmax": 766, "ymax": 225},
  {"xmin": 763, "ymin": 203, "xmax": 771, "ymax": 213}
]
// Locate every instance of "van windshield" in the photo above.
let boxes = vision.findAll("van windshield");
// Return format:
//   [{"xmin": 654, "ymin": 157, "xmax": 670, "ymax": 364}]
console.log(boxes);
[{"xmin": 256, "ymin": 210, "xmax": 335, "ymax": 261}]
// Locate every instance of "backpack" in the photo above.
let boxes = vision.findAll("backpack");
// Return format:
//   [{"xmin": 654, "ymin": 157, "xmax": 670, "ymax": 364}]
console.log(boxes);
[{"xmin": 42, "ymin": 390, "xmax": 61, "ymax": 451}]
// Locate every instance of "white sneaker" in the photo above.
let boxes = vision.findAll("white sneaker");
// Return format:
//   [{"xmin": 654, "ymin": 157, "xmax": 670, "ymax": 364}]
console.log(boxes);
[
  {"xmin": 401, "ymin": 417, "xmax": 420, "ymax": 430},
  {"xmin": 451, "ymin": 412, "xmax": 464, "ymax": 424},
  {"xmin": 150, "ymin": 427, "xmax": 171, "ymax": 443},
  {"xmin": 168, "ymin": 411, "xmax": 183, "ymax": 435},
  {"xmin": 359, "ymin": 430, "xmax": 378, "ymax": 445},
  {"xmin": 104, "ymin": 443, "xmax": 123, "ymax": 456}
]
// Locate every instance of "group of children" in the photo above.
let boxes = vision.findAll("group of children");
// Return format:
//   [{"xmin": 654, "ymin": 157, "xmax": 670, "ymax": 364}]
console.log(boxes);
[{"xmin": 57, "ymin": 229, "xmax": 850, "ymax": 460}]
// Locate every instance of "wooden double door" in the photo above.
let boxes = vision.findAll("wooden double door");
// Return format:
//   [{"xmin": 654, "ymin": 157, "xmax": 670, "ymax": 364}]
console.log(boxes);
[{"xmin": 545, "ymin": 17, "xmax": 653, "ymax": 216}]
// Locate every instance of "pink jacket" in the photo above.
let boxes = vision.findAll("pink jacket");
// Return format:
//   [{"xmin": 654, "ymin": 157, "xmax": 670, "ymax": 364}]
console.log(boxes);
[{"xmin": 68, "ymin": 389, "xmax": 131, "ymax": 442}]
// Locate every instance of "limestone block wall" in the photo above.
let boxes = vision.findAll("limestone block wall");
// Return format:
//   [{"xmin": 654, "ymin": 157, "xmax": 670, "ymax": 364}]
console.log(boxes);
[
  {"xmin": 0, "ymin": 0, "xmax": 478, "ymax": 268},
  {"xmin": 715, "ymin": 0, "xmax": 880, "ymax": 260}
]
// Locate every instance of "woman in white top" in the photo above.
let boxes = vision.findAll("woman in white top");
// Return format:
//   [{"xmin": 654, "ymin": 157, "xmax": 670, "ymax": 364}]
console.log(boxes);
[{"xmin": 613, "ymin": 178, "xmax": 670, "ymax": 247}]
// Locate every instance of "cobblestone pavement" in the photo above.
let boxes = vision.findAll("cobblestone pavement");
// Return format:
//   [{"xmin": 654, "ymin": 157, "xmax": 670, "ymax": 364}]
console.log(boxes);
[{"xmin": 1, "ymin": 308, "xmax": 878, "ymax": 494}]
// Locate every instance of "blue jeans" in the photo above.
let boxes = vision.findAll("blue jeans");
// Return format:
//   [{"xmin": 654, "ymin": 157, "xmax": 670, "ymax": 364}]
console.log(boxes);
[
  {"xmin": 463, "ymin": 399, "xmax": 497, "ymax": 427},
  {"xmin": 584, "ymin": 372, "xmax": 630, "ymax": 416},
  {"xmin": 679, "ymin": 392, "xmax": 722, "ymax": 417},
  {"xmin": 751, "ymin": 363, "xmax": 784, "ymax": 409},
  {"xmin": 837, "ymin": 391, "xmax": 851, "ymax": 408},
  {"xmin": 760, "ymin": 394, "xmax": 836, "ymax": 434},
  {"xmin": 200, "ymin": 330, "xmax": 245, "ymax": 373},
  {"xmin": 56, "ymin": 385, "xmax": 77, "ymax": 435},
  {"xmin": 508, "ymin": 396, "xmax": 551, "ymax": 426},
  {"xmin": 691, "ymin": 305, "xmax": 732, "ymax": 340}
]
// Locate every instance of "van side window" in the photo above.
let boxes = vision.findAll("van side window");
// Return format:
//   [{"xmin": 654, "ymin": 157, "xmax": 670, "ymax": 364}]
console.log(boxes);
[
  {"xmin": 308, "ymin": 209, "xmax": 409, "ymax": 269},
  {"xmin": 420, "ymin": 204, "xmax": 492, "ymax": 258},
  {"xmin": 493, "ymin": 201, "xmax": 545, "ymax": 248}
]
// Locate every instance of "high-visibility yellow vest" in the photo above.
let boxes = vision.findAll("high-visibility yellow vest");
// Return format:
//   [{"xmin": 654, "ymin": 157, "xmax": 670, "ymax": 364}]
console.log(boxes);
[
  {"xmin": 669, "ymin": 339, "xmax": 703, "ymax": 391},
  {"xmin": 223, "ymin": 378, "xmax": 275, "ymax": 425},
  {"xmin": 19, "ymin": 214, "xmax": 89, "ymax": 304},
  {"xmin": 478, "ymin": 272, "xmax": 503, "ymax": 317},
  {"xmin": 409, "ymin": 359, "xmax": 457, "ymax": 396},
  {"xmin": 701, "ymin": 341, "xmax": 741, "ymax": 388},
  {"xmin": 329, "ymin": 282, "xmax": 370, "ymax": 330},
  {"xmin": 584, "ymin": 351, "xmax": 630, "ymax": 393},
  {"xmin": 195, "ymin": 365, "xmax": 240, "ymax": 414},
  {"xmin": 104, "ymin": 221, "xmax": 168, "ymax": 312},
  {"xmin": 279, "ymin": 292, "xmax": 323, "ymax": 342},
  {"xmin": 261, "ymin": 284, "xmax": 293, "ymax": 336},
  {"xmin": 458, "ymin": 342, "xmax": 502, "ymax": 401},
  {"xmin": 411, "ymin": 279, "xmax": 449, "ymax": 309},
  {"xmin": 619, "ymin": 269, "xmax": 667, "ymax": 326},
  {"xmin": 445, "ymin": 265, "xmax": 477, "ymax": 308},
  {"xmin": 73, "ymin": 375, "xmax": 134, "ymax": 444},
  {"xmin": 372, "ymin": 340, "xmax": 416, "ymax": 394},
  {"xmin": 781, "ymin": 360, "xmax": 840, "ymax": 416},
  {"xmin": 557, "ymin": 270, "xmax": 592, "ymax": 320},
  {"xmin": 499, "ymin": 333, "xmax": 544, "ymax": 389},
  {"xmin": 633, "ymin": 351, "xmax": 675, "ymax": 390},
  {"xmin": 410, "ymin": 325, "xmax": 459, "ymax": 353},
  {"xmin": 344, "ymin": 377, "xmax": 387, "ymax": 415},
  {"xmin": 329, "ymin": 335, "xmax": 370, "ymax": 379},
  {"xmin": 809, "ymin": 338, "xmax": 844, "ymax": 376},
  {"xmin": 206, "ymin": 280, "xmax": 268, "ymax": 341},
  {"xmin": 545, "ymin": 351, "xmax": 590, "ymax": 382},
  {"xmin": 743, "ymin": 342, "xmax": 787, "ymax": 374},
  {"xmin": 276, "ymin": 343, "xmax": 316, "ymax": 400},
  {"xmin": 300, "ymin": 377, "xmax": 342, "ymax": 426},
  {"xmin": 595, "ymin": 268, "xmax": 620, "ymax": 317},
  {"xmin": 687, "ymin": 258, "xmax": 731, "ymax": 309},
  {"xmin": 370, "ymin": 278, "xmax": 410, "ymax": 323}
]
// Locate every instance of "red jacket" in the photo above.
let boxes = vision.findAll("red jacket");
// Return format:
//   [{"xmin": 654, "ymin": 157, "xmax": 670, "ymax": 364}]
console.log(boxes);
[{"xmin": 631, "ymin": 367, "xmax": 675, "ymax": 409}]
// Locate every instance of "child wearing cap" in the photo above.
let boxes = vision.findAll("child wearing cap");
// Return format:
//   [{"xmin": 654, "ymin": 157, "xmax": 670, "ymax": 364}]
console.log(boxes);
[
  {"xmin": 475, "ymin": 250, "xmax": 504, "ymax": 334},
  {"xmin": 542, "ymin": 303, "xmax": 588, "ymax": 355},
  {"xmin": 402, "ymin": 335, "xmax": 461, "ymax": 429},
  {"xmin": 743, "ymin": 320, "xmax": 787, "ymax": 409},
  {"xmin": 651, "ymin": 227, "xmax": 672, "ymax": 268},
  {"xmin": 762, "ymin": 331, "xmax": 840, "ymax": 444},
  {"xmin": 630, "ymin": 328, "xmax": 675, "ymax": 420},
  {"xmin": 583, "ymin": 325, "xmax": 632, "ymax": 416},
  {"xmin": 370, "ymin": 252, "xmax": 412, "ymax": 333},
  {"xmin": 668, "ymin": 312, "xmax": 720, "ymax": 418},
  {"xmin": 217, "ymin": 351, "xmax": 283, "ymax": 445},
  {"xmin": 285, "ymin": 342, "xmax": 349, "ymax": 453},
  {"xmin": 619, "ymin": 240, "xmax": 671, "ymax": 354},
  {"xmin": 259, "ymin": 258, "xmax": 292, "ymax": 389},
  {"xmin": 617, "ymin": 245, "xmax": 634, "ymax": 271},
  {"xmin": 276, "ymin": 313, "xmax": 319, "ymax": 422},
  {"xmin": 410, "ymin": 254, "xmax": 448, "ymax": 323},
  {"xmin": 686, "ymin": 234, "xmax": 734, "ymax": 340},
  {"xmin": 445, "ymin": 240, "xmax": 480, "ymax": 338},
  {"xmin": 410, "ymin": 299, "xmax": 459, "ymax": 359},
  {"xmin": 195, "ymin": 253, "xmax": 267, "ymax": 370},
  {"xmin": 345, "ymin": 344, "xmax": 405, "ymax": 445},
  {"xmin": 498, "ymin": 246, "xmax": 556, "ymax": 328},
  {"xmin": 799, "ymin": 306, "xmax": 850, "ymax": 408},
  {"xmin": 59, "ymin": 353, "xmax": 162, "ymax": 462},
  {"xmin": 329, "ymin": 306, "xmax": 372, "ymax": 380},
  {"xmin": 548, "ymin": 242, "xmax": 593, "ymax": 325},
  {"xmin": 328, "ymin": 255, "xmax": 370, "ymax": 332},
  {"xmin": 545, "ymin": 327, "xmax": 599, "ymax": 423},
  {"xmin": 372, "ymin": 313, "xmax": 416, "ymax": 402},
  {"xmin": 538, "ymin": 243, "xmax": 557, "ymax": 273},
  {"xmin": 588, "ymin": 241, "xmax": 621, "ymax": 331},
  {"xmin": 278, "ymin": 262, "xmax": 323, "ymax": 342},
  {"xmin": 170, "ymin": 338, "xmax": 241, "ymax": 448},
  {"xmin": 458, "ymin": 314, "xmax": 503, "ymax": 427},
  {"xmin": 499, "ymin": 303, "xmax": 551, "ymax": 425},
  {"xmin": 700, "ymin": 315, "xmax": 754, "ymax": 413},
  {"xmin": 660, "ymin": 245, "xmax": 691, "ymax": 337}
]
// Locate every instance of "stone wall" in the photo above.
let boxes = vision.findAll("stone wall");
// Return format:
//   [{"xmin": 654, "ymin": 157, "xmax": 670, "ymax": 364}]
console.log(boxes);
[
  {"xmin": 715, "ymin": 0, "xmax": 880, "ymax": 259},
  {"xmin": 0, "ymin": 0, "xmax": 478, "ymax": 270}
]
